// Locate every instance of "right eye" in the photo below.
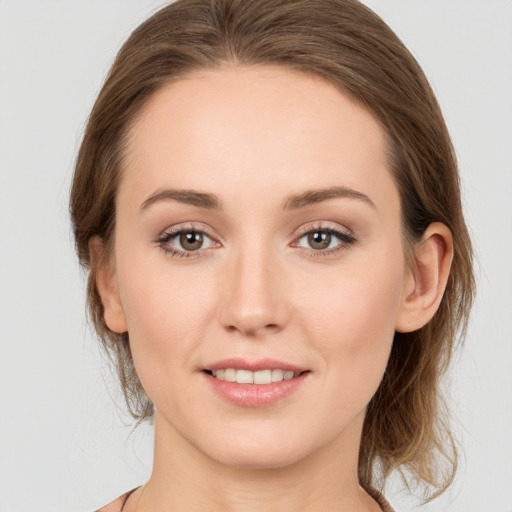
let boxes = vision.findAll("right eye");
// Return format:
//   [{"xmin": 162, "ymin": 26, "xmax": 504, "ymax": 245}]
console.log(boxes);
[{"xmin": 158, "ymin": 227, "xmax": 218, "ymax": 258}]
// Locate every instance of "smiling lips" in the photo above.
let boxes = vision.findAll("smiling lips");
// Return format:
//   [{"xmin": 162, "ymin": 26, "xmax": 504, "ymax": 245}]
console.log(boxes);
[
  {"xmin": 209, "ymin": 368, "xmax": 301, "ymax": 384},
  {"xmin": 203, "ymin": 359, "xmax": 309, "ymax": 407}
]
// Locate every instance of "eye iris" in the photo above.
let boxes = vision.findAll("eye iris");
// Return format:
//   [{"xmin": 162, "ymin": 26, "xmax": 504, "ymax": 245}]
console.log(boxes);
[
  {"xmin": 180, "ymin": 231, "xmax": 203, "ymax": 251},
  {"xmin": 308, "ymin": 231, "xmax": 331, "ymax": 250}
]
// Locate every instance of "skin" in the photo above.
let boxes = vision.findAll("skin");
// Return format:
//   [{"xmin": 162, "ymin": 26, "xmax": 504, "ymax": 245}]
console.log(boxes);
[{"xmin": 93, "ymin": 66, "xmax": 453, "ymax": 511}]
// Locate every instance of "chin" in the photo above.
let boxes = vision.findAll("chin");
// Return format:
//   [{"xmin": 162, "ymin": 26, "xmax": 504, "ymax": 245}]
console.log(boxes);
[
  {"xmin": 211, "ymin": 447, "xmax": 305, "ymax": 471},
  {"xmin": 197, "ymin": 430, "xmax": 316, "ymax": 470}
]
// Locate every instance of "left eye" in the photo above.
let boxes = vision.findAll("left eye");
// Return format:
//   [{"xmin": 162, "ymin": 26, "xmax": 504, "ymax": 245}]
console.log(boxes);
[
  {"xmin": 161, "ymin": 229, "xmax": 216, "ymax": 252},
  {"xmin": 296, "ymin": 228, "xmax": 354, "ymax": 251}
]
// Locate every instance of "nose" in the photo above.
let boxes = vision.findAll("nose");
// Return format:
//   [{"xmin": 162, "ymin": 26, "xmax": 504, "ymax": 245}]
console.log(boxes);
[{"xmin": 218, "ymin": 244, "xmax": 290, "ymax": 338}]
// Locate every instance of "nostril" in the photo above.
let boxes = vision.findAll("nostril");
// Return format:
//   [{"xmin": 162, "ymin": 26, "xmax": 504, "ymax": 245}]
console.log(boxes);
[{"xmin": 223, "ymin": 323, "xmax": 280, "ymax": 337}]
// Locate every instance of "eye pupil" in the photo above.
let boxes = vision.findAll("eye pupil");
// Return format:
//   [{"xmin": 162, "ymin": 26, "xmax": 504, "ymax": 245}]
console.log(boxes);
[
  {"xmin": 180, "ymin": 231, "xmax": 203, "ymax": 251},
  {"xmin": 308, "ymin": 231, "xmax": 331, "ymax": 250}
]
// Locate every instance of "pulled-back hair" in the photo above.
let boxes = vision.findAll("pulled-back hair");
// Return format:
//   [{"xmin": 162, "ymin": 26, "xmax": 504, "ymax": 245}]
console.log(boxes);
[{"xmin": 70, "ymin": 0, "xmax": 475, "ymax": 499}]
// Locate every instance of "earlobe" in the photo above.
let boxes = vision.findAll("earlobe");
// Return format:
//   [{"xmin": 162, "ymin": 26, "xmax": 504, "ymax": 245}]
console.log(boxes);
[
  {"xmin": 395, "ymin": 222, "xmax": 453, "ymax": 333},
  {"xmin": 89, "ymin": 237, "xmax": 127, "ymax": 334}
]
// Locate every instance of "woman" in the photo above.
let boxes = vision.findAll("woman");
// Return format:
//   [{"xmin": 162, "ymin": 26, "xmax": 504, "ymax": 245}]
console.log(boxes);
[{"xmin": 70, "ymin": 0, "xmax": 475, "ymax": 510}]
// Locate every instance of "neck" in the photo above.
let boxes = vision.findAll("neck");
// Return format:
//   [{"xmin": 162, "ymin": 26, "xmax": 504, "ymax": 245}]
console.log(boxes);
[{"xmin": 128, "ymin": 410, "xmax": 381, "ymax": 512}]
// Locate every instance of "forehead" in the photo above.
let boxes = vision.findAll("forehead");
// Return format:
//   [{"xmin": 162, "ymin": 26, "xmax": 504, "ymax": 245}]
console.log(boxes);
[{"xmin": 120, "ymin": 65, "xmax": 398, "ymax": 216}]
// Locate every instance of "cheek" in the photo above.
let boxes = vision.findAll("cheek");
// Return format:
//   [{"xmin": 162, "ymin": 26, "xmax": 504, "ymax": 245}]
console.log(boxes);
[
  {"xmin": 116, "ymin": 226, "xmax": 214, "ymax": 331},
  {"xmin": 114, "ymin": 250, "xmax": 216, "ymax": 396},
  {"xmin": 298, "ymin": 252, "xmax": 405, "ymax": 400},
  {"xmin": 301, "ymin": 252, "xmax": 404, "ymax": 344}
]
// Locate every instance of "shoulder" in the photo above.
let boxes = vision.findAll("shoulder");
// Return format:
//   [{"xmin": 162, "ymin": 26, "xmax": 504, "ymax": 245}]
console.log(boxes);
[
  {"xmin": 95, "ymin": 488, "xmax": 138, "ymax": 512},
  {"xmin": 94, "ymin": 486, "xmax": 397, "ymax": 512}
]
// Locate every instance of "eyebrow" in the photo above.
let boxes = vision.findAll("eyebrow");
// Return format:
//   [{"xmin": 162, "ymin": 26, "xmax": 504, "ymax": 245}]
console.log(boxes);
[
  {"xmin": 139, "ymin": 185, "xmax": 375, "ymax": 212},
  {"xmin": 282, "ymin": 186, "xmax": 376, "ymax": 210},
  {"xmin": 140, "ymin": 189, "xmax": 223, "ymax": 211}
]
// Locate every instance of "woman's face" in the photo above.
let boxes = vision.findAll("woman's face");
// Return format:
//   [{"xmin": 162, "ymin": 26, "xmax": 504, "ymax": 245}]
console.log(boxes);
[{"xmin": 107, "ymin": 66, "xmax": 413, "ymax": 468}]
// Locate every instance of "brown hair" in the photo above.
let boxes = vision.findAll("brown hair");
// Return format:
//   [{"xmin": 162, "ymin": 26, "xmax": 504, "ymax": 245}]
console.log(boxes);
[{"xmin": 70, "ymin": 0, "xmax": 475, "ymax": 500}]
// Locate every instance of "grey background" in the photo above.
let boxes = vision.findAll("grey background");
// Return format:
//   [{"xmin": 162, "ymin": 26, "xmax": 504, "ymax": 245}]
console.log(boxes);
[{"xmin": 0, "ymin": 1, "xmax": 511, "ymax": 511}]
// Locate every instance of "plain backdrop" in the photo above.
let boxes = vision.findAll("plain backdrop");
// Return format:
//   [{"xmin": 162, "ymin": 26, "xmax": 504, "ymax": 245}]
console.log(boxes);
[{"xmin": 0, "ymin": 1, "xmax": 511, "ymax": 511}]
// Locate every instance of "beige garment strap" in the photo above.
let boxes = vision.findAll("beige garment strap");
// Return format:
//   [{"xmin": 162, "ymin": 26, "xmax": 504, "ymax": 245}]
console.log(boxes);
[{"xmin": 95, "ymin": 488, "xmax": 138, "ymax": 512}]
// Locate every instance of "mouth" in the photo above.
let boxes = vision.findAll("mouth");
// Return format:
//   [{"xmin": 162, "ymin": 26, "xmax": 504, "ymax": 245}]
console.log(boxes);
[
  {"xmin": 202, "ymin": 362, "xmax": 310, "ymax": 407},
  {"xmin": 204, "ymin": 368, "xmax": 306, "ymax": 384}
]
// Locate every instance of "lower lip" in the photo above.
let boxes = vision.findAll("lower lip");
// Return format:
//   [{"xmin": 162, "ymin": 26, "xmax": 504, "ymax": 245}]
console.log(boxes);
[{"xmin": 203, "ymin": 371, "xmax": 309, "ymax": 408}]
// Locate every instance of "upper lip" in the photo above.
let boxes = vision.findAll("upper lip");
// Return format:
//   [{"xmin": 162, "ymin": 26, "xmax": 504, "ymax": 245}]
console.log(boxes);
[{"xmin": 204, "ymin": 358, "xmax": 308, "ymax": 373}]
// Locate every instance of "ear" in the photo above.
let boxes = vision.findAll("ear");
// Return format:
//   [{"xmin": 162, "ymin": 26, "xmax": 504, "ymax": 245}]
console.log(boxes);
[
  {"xmin": 395, "ymin": 222, "xmax": 453, "ymax": 333},
  {"xmin": 89, "ymin": 237, "xmax": 127, "ymax": 334}
]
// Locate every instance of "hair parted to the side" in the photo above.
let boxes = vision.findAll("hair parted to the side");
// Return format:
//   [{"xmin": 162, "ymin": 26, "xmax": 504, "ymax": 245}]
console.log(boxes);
[{"xmin": 70, "ymin": 0, "xmax": 475, "ymax": 500}]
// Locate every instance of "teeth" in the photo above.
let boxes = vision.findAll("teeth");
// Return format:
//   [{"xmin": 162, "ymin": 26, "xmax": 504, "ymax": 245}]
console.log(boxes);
[
  {"xmin": 210, "ymin": 368, "xmax": 301, "ymax": 384},
  {"xmin": 271, "ymin": 369, "xmax": 284, "ymax": 381},
  {"xmin": 254, "ymin": 370, "xmax": 271, "ymax": 385},
  {"xmin": 236, "ymin": 369, "xmax": 253, "ymax": 384},
  {"xmin": 224, "ymin": 368, "xmax": 237, "ymax": 382}
]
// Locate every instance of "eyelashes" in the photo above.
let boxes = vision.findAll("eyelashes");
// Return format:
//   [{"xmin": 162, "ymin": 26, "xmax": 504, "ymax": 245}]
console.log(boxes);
[
  {"xmin": 291, "ymin": 225, "xmax": 356, "ymax": 257},
  {"xmin": 157, "ymin": 223, "xmax": 357, "ymax": 259},
  {"xmin": 157, "ymin": 224, "xmax": 219, "ymax": 258}
]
